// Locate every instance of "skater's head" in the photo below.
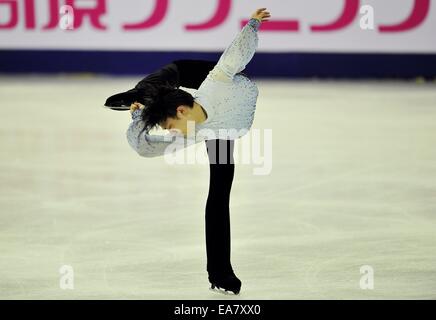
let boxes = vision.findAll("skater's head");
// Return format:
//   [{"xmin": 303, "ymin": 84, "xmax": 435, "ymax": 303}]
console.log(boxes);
[{"xmin": 140, "ymin": 86, "xmax": 205, "ymax": 137}]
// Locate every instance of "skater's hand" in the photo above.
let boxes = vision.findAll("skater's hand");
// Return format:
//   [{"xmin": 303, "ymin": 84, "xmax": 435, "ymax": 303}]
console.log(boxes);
[
  {"xmin": 251, "ymin": 8, "xmax": 271, "ymax": 23},
  {"xmin": 130, "ymin": 101, "xmax": 145, "ymax": 114}
]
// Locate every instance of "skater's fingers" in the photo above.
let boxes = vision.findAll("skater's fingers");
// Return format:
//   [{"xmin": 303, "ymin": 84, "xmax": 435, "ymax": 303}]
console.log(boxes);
[
  {"xmin": 133, "ymin": 101, "xmax": 145, "ymax": 109},
  {"xmin": 252, "ymin": 8, "xmax": 271, "ymax": 22},
  {"xmin": 130, "ymin": 103, "xmax": 139, "ymax": 113}
]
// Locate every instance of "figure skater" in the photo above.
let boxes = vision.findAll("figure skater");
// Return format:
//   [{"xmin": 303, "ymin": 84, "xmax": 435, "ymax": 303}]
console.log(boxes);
[{"xmin": 104, "ymin": 8, "xmax": 271, "ymax": 295}]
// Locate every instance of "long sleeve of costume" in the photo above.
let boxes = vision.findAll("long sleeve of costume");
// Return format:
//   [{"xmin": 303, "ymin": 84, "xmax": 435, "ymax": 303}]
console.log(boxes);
[
  {"xmin": 126, "ymin": 109, "xmax": 189, "ymax": 158},
  {"xmin": 209, "ymin": 18, "xmax": 261, "ymax": 83}
]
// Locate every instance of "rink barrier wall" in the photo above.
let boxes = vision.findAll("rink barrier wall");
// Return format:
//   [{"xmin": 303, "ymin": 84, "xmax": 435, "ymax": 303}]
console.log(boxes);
[{"xmin": 1, "ymin": 50, "xmax": 436, "ymax": 79}]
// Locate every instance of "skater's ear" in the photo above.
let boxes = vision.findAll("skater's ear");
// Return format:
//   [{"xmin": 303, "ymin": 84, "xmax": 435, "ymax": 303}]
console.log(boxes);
[{"xmin": 177, "ymin": 104, "xmax": 191, "ymax": 113}]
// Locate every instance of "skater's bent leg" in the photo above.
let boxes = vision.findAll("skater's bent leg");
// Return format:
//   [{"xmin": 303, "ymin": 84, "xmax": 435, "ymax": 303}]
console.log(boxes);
[
  {"xmin": 205, "ymin": 139, "xmax": 235, "ymax": 276},
  {"xmin": 172, "ymin": 59, "xmax": 217, "ymax": 90},
  {"xmin": 105, "ymin": 59, "xmax": 217, "ymax": 109},
  {"xmin": 134, "ymin": 58, "xmax": 217, "ymax": 91}
]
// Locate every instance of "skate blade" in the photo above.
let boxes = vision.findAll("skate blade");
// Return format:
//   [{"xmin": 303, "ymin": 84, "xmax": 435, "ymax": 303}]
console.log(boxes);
[
  {"xmin": 102, "ymin": 105, "xmax": 130, "ymax": 111},
  {"xmin": 209, "ymin": 284, "xmax": 240, "ymax": 295}
]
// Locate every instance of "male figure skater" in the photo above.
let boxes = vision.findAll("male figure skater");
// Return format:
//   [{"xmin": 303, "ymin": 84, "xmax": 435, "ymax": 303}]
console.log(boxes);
[{"xmin": 105, "ymin": 8, "xmax": 271, "ymax": 294}]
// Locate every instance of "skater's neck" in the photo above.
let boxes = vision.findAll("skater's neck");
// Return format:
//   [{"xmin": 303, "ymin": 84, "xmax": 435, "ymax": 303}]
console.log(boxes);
[{"xmin": 192, "ymin": 101, "xmax": 208, "ymax": 124}]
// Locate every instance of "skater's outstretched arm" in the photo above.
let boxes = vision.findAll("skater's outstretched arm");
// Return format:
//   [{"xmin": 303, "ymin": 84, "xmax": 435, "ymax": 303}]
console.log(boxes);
[{"xmin": 208, "ymin": 8, "xmax": 270, "ymax": 83}]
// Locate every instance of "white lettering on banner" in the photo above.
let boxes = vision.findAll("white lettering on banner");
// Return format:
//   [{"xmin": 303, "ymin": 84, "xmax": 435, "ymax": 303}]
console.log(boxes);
[{"xmin": 0, "ymin": 0, "xmax": 434, "ymax": 52}]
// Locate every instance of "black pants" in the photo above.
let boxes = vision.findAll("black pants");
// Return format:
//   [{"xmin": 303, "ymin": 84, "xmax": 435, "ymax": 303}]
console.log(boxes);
[
  {"xmin": 171, "ymin": 60, "xmax": 237, "ymax": 276},
  {"xmin": 205, "ymin": 139, "xmax": 235, "ymax": 276}
]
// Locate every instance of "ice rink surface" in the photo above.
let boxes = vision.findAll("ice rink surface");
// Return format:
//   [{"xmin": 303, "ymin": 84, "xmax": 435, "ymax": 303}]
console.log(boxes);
[{"xmin": 0, "ymin": 75, "xmax": 435, "ymax": 299}]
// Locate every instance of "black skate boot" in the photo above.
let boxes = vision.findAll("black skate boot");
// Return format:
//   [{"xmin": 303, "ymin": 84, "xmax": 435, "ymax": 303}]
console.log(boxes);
[
  {"xmin": 208, "ymin": 272, "xmax": 241, "ymax": 295},
  {"xmin": 104, "ymin": 89, "xmax": 140, "ymax": 111}
]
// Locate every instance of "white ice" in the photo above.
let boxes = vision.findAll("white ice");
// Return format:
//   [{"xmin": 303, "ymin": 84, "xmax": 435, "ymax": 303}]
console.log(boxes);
[{"xmin": 0, "ymin": 75, "xmax": 435, "ymax": 299}]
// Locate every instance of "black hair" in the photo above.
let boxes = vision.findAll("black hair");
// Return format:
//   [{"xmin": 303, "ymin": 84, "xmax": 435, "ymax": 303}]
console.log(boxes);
[{"xmin": 139, "ymin": 85, "xmax": 194, "ymax": 133}]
